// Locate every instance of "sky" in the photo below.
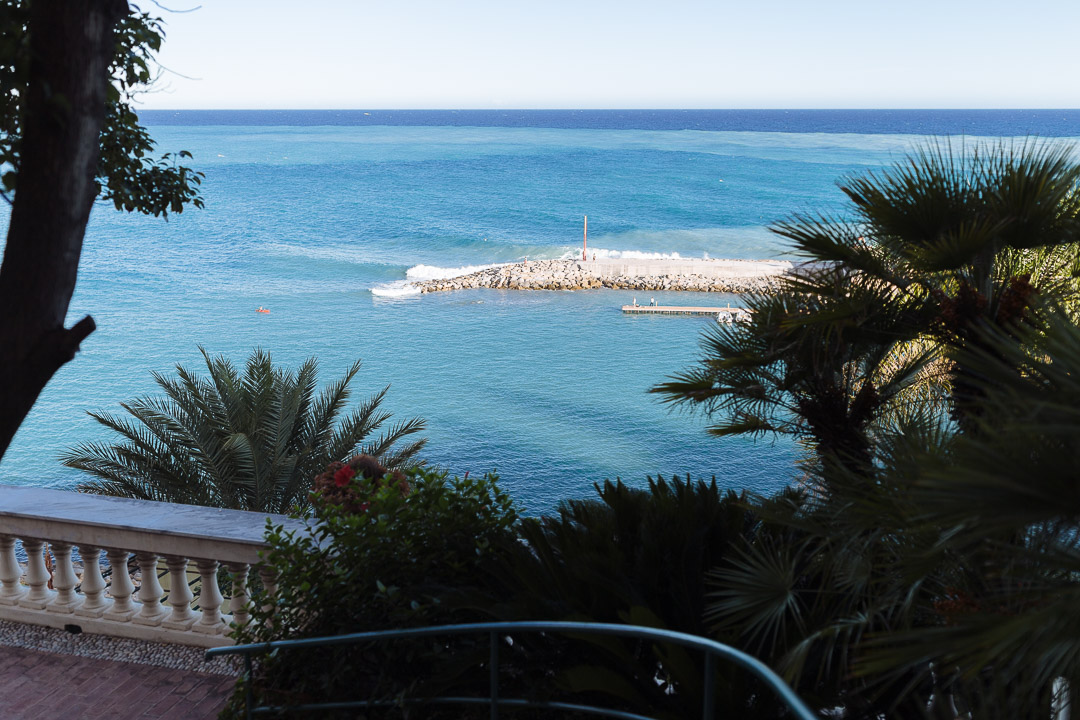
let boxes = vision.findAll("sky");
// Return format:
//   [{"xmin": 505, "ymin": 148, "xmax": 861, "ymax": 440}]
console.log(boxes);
[{"xmin": 140, "ymin": 0, "xmax": 1080, "ymax": 110}]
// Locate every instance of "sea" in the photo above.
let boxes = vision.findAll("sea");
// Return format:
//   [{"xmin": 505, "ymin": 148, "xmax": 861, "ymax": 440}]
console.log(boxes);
[{"xmin": 3, "ymin": 109, "xmax": 1078, "ymax": 513}]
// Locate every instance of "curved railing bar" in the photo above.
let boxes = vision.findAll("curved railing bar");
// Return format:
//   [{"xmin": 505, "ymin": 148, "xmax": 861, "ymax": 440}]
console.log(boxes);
[
  {"xmin": 207, "ymin": 620, "xmax": 818, "ymax": 720},
  {"xmin": 251, "ymin": 697, "xmax": 658, "ymax": 720}
]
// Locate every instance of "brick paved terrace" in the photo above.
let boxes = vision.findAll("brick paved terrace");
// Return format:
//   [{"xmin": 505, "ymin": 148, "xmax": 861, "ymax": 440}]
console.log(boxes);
[{"xmin": 0, "ymin": 643, "xmax": 236, "ymax": 719}]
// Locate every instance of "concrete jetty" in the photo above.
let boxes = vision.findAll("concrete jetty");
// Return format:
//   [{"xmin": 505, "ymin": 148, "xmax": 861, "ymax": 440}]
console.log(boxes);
[
  {"xmin": 412, "ymin": 257, "xmax": 794, "ymax": 294},
  {"xmin": 622, "ymin": 304, "xmax": 752, "ymax": 323}
]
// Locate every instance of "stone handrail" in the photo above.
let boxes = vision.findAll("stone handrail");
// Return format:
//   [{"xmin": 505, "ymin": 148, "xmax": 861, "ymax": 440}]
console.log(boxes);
[{"xmin": 0, "ymin": 484, "xmax": 303, "ymax": 648}]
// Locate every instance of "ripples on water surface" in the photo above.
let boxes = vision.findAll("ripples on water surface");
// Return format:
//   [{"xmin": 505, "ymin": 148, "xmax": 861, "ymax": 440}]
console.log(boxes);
[{"xmin": 4, "ymin": 110, "xmax": 1076, "ymax": 512}]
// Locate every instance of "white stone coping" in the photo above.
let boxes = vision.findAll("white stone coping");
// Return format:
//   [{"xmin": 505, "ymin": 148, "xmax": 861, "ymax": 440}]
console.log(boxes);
[
  {"xmin": 583, "ymin": 257, "xmax": 794, "ymax": 279},
  {"xmin": 0, "ymin": 485, "xmax": 303, "ymax": 565}
]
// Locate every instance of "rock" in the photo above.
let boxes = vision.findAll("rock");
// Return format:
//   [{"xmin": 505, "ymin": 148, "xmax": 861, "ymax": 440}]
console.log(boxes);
[{"xmin": 404, "ymin": 258, "xmax": 791, "ymax": 296}]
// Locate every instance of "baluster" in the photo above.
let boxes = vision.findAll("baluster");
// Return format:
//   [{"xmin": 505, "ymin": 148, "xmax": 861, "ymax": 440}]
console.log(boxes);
[
  {"xmin": 161, "ymin": 556, "xmax": 196, "ymax": 630},
  {"xmin": 75, "ymin": 546, "xmax": 108, "ymax": 618},
  {"xmin": 226, "ymin": 562, "xmax": 250, "ymax": 630},
  {"xmin": 0, "ymin": 536, "xmax": 26, "ymax": 605},
  {"xmin": 18, "ymin": 539, "xmax": 53, "ymax": 609},
  {"xmin": 103, "ymin": 549, "xmax": 136, "ymax": 621},
  {"xmin": 132, "ymin": 552, "xmax": 166, "ymax": 626},
  {"xmin": 192, "ymin": 559, "xmax": 225, "ymax": 635},
  {"xmin": 258, "ymin": 566, "xmax": 279, "ymax": 629},
  {"xmin": 46, "ymin": 543, "xmax": 81, "ymax": 613}
]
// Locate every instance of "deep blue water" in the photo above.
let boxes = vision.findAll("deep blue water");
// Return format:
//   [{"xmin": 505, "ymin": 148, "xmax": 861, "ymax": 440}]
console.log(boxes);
[
  {"xmin": 3, "ymin": 110, "xmax": 1077, "ymax": 512},
  {"xmin": 141, "ymin": 109, "xmax": 1080, "ymax": 137}
]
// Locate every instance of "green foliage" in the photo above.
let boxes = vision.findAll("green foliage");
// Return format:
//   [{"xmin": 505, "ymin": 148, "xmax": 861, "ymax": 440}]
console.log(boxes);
[
  {"xmin": 656, "ymin": 139, "xmax": 1080, "ymax": 473},
  {"xmin": 483, "ymin": 476, "xmax": 801, "ymax": 718},
  {"xmin": 656, "ymin": 140, "xmax": 1080, "ymax": 717},
  {"xmin": 844, "ymin": 312, "xmax": 1080, "ymax": 718},
  {"xmin": 0, "ymin": 1, "xmax": 203, "ymax": 215},
  {"xmin": 501, "ymin": 476, "xmax": 757, "ymax": 634},
  {"xmin": 707, "ymin": 483, "xmax": 952, "ymax": 718},
  {"xmin": 653, "ymin": 272, "xmax": 936, "ymax": 482},
  {"xmin": 228, "ymin": 466, "xmax": 519, "ymax": 716},
  {"xmin": 64, "ymin": 348, "xmax": 425, "ymax": 513}
]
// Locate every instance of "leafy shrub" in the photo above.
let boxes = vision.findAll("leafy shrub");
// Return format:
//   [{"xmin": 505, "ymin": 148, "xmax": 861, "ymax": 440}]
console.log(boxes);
[
  {"xmin": 482, "ymin": 476, "xmax": 802, "ymax": 719},
  {"xmin": 226, "ymin": 458, "xmax": 519, "ymax": 716}
]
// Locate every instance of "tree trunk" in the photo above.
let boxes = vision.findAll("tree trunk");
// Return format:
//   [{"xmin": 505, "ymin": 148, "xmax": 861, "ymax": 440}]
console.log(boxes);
[{"xmin": 0, "ymin": 0, "xmax": 128, "ymax": 460}]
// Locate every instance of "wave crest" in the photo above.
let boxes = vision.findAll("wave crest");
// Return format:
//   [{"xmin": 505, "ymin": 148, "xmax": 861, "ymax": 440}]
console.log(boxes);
[
  {"xmin": 405, "ymin": 262, "xmax": 510, "ymax": 281},
  {"xmin": 371, "ymin": 282, "xmax": 421, "ymax": 298}
]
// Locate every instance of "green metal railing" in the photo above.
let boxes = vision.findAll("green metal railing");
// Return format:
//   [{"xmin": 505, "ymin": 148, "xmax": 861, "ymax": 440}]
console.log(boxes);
[{"xmin": 206, "ymin": 620, "xmax": 817, "ymax": 719}]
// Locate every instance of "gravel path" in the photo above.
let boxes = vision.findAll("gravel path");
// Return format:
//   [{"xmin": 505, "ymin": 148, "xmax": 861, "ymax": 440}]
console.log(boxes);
[{"xmin": 0, "ymin": 619, "xmax": 242, "ymax": 676}]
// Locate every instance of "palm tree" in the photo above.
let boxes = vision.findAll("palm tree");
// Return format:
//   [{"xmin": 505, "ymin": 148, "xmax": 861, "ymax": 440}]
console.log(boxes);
[
  {"xmin": 774, "ymin": 139, "xmax": 1080, "ymax": 429},
  {"xmin": 816, "ymin": 310, "xmax": 1080, "ymax": 719},
  {"xmin": 652, "ymin": 267, "xmax": 935, "ymax": 485},
  {"xmin": 656, "ymin": 139, "xmax": 1080, "ymax": 472},
  {"xmin": 63, "ymin": 348, "xmax": 426, "ymax": 513},
  {"xmin": 656, "ymin": 140, "xmax": 1080, "ymax": 717}
]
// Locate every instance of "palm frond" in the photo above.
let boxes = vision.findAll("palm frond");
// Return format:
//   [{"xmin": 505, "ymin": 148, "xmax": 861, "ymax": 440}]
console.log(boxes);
[{"xmin": 68, "ymin": 349, "xmax": 425, "ymax": 513}]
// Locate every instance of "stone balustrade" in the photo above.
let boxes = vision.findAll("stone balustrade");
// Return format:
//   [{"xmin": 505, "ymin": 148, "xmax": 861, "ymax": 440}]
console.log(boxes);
[{"xmin": 0, "ymin": 485, "xmax": 303, "ymax": 648}]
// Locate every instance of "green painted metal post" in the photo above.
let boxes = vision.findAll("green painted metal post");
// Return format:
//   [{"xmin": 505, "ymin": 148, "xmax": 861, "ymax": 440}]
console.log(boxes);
[
  {"xmin": 490, "ymin": 631, "xmax": 500, "ymax": 720},
  {"xmin": 244, "ymin": 654, "xmax": 253, "ymax": 720},
  {"xmin": 702, "ymin": 652, "xmax": 716, "ymax": 720}
]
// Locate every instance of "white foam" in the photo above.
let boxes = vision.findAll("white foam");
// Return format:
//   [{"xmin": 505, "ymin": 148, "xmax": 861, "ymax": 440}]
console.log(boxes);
[
  {"xmin": 371, "ymin": 262, "xmax": 511, "ymax": 297},
  {"xmin": 405, "ymin": 262, "xmax": 510, "ymax": 281},
  {"xmin": 371, "ymin": 282, "xmax": 422, "ymax": 298}
]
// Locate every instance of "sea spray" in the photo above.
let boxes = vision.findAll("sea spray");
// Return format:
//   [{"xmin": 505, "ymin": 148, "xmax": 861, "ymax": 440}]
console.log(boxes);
[{"xmin": 405, "ymin": 262, "xmax": 511, "ymax": 281}]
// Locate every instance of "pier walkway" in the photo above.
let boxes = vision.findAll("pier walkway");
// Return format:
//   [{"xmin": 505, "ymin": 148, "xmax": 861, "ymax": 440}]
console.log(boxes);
[{"xmin": 621, "ymin": 304, "xmax": 752, "ymax": 321}]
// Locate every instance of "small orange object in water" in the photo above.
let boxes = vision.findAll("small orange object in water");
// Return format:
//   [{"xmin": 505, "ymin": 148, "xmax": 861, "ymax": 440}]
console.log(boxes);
[{"xmin": 256, "ymin": 306, "xmax": 270, "ymax": 314}]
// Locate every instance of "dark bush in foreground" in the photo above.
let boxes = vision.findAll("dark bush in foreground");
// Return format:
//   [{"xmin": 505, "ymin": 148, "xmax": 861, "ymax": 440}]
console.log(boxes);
[
  {"xmin": 224, "ymin": 460, "xmax": 518, "ymax": 718},
  {"xmin": 480, "ymin": 476, "xmax": 806, "ymax": 719}
]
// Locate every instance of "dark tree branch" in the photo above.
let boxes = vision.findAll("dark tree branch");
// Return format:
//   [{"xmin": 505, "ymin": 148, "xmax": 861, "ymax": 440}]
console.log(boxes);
[{"xmin": 0, "ymin": 0, "xmax": 128, "ymax": 459}]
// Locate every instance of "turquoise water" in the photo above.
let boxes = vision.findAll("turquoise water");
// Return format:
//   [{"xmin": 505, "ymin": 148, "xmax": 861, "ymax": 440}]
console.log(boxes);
[{"xmin": 4, "ymin": 111, "xmax": 1075, "ymax": 511}]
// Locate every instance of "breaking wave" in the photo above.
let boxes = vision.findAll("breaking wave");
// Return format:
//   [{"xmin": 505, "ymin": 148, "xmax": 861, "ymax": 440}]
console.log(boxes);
[
  {"xmin": 372, "ymin": 262, "xmax": 512, "ymax": 297},
  {"xmin": 405, "ymin": 262, "xmax": 511, "ymax": 281},
  {"xmin": 370, "ymin": 282, "xmax": 422, "ymax": 298}
]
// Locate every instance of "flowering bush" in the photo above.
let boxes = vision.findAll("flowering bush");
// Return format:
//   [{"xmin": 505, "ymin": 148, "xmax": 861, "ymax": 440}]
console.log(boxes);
[
  {"xmin": 226, "ymin": 462, "xmax": 519, "ymax": 716},
  {"xmin": 310, "ymin": 453, "xmax": 411, "ymax": 514}
]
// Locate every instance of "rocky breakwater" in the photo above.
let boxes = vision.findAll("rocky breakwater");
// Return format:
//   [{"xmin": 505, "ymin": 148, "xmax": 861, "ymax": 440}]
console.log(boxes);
[{"xmin": 414, "ymin": 257, "xmax": 794, "ymax": 294}]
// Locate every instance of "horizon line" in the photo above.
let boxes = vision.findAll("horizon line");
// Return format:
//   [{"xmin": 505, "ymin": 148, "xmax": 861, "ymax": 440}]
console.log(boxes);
[{"xmin": 135, "ymin": 107, "xmax": 1080, "ymax": 113}]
